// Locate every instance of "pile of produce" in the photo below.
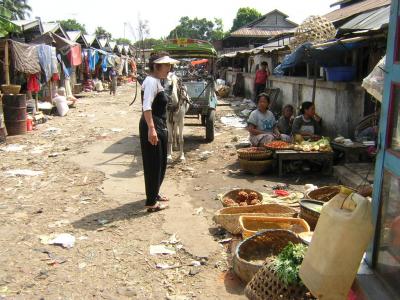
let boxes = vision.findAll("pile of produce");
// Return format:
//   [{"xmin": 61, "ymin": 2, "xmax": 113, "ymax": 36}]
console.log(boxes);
[
  {"xmin": 223, "ymin": 190, "xmax": 261, "ymax": 207},
  {"xmin": 272, "ymin": 242, "xmax": 307, "ymax": 286},
  {"xmin": 293, "ymin": 137, "xmax": 332, "ymax": 152},
  {"xmin": 264, "ymin": 141, "xmax": 293, "ymax": 150}
]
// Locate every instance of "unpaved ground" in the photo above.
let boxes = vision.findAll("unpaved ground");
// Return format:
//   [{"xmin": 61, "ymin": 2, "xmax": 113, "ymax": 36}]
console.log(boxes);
[{"xmin": 0, "ymin": 84, "xmax": 335, "ymax": 300}]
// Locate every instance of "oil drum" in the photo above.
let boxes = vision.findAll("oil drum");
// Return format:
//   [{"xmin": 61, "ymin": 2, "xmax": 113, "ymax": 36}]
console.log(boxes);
[{"xmin": 3, "ymin": 94, "xmax": 27, "ymax": 135}]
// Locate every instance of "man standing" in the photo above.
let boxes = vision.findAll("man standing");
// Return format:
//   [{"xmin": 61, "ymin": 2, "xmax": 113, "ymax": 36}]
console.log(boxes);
[{"xmin": 254, "ymin": 61, "xmax": 270, "ymax": 101}]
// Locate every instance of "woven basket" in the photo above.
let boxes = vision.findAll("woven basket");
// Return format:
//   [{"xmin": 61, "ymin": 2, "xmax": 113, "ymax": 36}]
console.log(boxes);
[
  {"xmin": 239, "ymin": 158, "xmax": 273, "ymax": 175},
  {"xmin": 245, "ymin": 257, "xmax": 315, "ymax": 300},
  {"xmin": 306, "ymin": 185, "xmax": 356, "ymax": 202},
  {"xmin": 1, "ymin": 84, "xmax": 21, "ymax": 95},
  {"xmin": 237, "ymin": 147, "xmax": 273, "ymax": 161},
  {"xmin": 233, "ymin": 229, "xmax": 302, "ymax": 283},
  {"xmin": 239, "ymin": 216, "xmax": 310, "ymax": 239},
  {"xmin": 220, "ymin": 189, "xmax": 263, "ymax": 207},
  {"xmin": 299, "ymin": 200, "xmax": 323, "ymax": 231},
  {"xmin": 213, "ymin": 204, "xmax": 297, "ymax": 234}
]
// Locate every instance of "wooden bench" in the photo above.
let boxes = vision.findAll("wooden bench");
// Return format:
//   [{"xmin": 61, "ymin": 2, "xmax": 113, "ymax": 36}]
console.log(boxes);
[
  {"xmin": 331, "ymin": 141, "xmax": 368, "ymax": 163},
  {"xmin": 275, "ymin": 150, "xmax": 334, "ymax": 177}
]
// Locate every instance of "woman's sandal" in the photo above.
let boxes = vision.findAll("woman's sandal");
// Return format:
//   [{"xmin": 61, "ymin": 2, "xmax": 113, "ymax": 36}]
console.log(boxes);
[
  {"xmin": 146, "ymin": 202, "xmax": 168, "ymax": 213},
  {"xmin": 156, "ymin": 195, "xmax": 169, "ymax": 202}
]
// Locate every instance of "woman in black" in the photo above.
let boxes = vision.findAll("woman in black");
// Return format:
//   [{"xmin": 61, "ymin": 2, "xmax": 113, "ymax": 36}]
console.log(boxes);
[{"xmin": 140, "ymin": 52, "xmax": 179, "ymax": 212}]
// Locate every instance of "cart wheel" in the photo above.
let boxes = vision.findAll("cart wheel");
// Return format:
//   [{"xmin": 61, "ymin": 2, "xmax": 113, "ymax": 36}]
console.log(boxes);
[{"xmin": 205, "ymin": 110, "xmax": 215, "ymax": 142}]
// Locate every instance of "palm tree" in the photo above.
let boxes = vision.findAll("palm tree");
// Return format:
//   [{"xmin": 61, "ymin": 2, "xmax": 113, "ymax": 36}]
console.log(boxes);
[{"xmin": 0, "ymin": 0, "xmax": 31, "ymax": 20}]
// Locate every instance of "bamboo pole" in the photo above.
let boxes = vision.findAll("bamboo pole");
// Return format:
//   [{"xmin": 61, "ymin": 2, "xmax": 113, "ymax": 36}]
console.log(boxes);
[{"xmin": 4, "ymin": 40, "xmax": 10, "ymax": 85}]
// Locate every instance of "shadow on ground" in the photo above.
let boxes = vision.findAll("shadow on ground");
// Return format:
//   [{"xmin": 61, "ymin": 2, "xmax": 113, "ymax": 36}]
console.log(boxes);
[{"xmin": 72, "ymin": 199, "xmax": 147, "ymax": 231}]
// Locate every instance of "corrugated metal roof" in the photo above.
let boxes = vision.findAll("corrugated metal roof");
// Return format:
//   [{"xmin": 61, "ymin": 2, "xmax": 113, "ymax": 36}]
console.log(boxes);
[
  {"xmin": 84, "ymin": 34, "xmax": 96, "ymax": 45},
  {"xmin": 66, "ymin": 31, "xmax": 81, "ymax": 42},
  {"xmin": 230, "ymin": 28, "xmax": 290, "ymax": 38},
  {"xmin": 340, "ymin": 5, "xmax": 390, "ymax": 30},
  {"xmin": 11, "ymin": 19, "xmax": 41, "ymax": 31},
  {"xmin": 324, "ymin": 0, "xmax": 390, "ymax": 23},
  {"xmin": 42, "ymin": 22, "xmax": 59, "ymax": 34}
]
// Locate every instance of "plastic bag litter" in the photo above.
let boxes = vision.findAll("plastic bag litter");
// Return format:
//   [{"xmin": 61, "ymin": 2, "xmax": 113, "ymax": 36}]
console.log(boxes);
[{"xmin": 362, "ymin": 56, "xmax": 385, "ymax": 102}]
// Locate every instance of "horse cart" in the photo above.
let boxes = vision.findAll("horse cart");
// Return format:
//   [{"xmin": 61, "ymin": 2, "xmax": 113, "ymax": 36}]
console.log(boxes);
[{"xmin": 154, "ymin": 39, "xmax": 218, "ymax": 142}]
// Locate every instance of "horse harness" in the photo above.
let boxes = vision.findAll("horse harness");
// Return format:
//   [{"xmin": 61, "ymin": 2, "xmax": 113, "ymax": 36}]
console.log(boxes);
[{"xmin": 166, "ymin": 78, "xmax": 191, "ymax": 123}]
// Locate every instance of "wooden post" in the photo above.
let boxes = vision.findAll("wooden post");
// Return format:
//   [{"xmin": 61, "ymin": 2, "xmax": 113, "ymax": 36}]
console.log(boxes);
[
  {"xmin": 35, "ymin": 93, "xmax": 38, "ymax": 113},
  {"xmin": 4, "ymin": 40, "xmax": 10, "ymax": 85},
  {"xmin": 311, "ymin": 62, "xmax": 318, "ymax": 104}
]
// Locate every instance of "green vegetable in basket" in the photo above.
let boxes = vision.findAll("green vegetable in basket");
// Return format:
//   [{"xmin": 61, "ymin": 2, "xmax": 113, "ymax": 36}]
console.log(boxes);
[{"xmin": 272, "ymin": 242, "xmax": 307, "ymax": 286}]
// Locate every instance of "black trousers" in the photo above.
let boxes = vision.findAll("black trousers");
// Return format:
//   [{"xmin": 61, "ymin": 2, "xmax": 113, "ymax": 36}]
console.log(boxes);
[
  {"xmin": 139, "ymin": 115, "xmax": 168, "ymax": 206},
  {"xmin": 254, "ymin": 83, "xmax": 266, "ymax": 101}
]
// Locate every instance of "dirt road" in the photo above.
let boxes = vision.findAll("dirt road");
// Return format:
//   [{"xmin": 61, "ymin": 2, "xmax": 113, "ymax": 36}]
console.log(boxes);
[{"xmin": 0, "ymin": 84, "xmax": 334, "ymax": 299}]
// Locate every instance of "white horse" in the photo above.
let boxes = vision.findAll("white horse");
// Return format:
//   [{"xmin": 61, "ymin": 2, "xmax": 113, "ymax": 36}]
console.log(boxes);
[{"xmin": 165, "ymin": 73, "xmax": 191, "ymax": 162}]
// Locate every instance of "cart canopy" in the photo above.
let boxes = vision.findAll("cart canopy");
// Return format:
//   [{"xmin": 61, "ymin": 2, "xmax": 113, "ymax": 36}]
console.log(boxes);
[{"xmin": 153, "ymin": 39, "xmax": 217, "ymax": 59}]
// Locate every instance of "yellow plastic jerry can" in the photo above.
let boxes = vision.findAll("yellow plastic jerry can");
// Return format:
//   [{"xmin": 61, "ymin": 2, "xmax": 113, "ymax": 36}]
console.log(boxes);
[{"xmin": 299, "ymin": 191, "xmax": 374, "ymax": 300}]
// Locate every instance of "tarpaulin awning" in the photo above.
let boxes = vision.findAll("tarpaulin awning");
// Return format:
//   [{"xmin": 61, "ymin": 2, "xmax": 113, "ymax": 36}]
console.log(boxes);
[{"xmin": 191, "ymin": 59, "xmax": 208, "ymax": 66}]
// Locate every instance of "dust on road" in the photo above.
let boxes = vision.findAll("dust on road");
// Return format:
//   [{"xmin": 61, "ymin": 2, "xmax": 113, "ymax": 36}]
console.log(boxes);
[{"xmin": 0, "ymin": 83, "xmax": 334, "ymax": 299}]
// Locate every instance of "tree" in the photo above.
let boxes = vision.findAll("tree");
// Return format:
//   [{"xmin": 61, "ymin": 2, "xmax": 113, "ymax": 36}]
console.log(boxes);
[
  {"xmin": 230, "ymin": 7, "xmax": 262, "ymax": 32},
  {"xmin": 134, "ymin": 38, "xmax": 164, "ymax": 49},
  {"xmin": 0, "ymin": 0, "xmax": 31, "ymax": 20},
  {"xmin": 168, "ymin": 17, "xmax": 225, "ymax": 41},
  {"xmin": 58, "ymin": 19, "xmax": 87, "ymax": 34},
  {"xmin": 114, "ymin": 37, "xmax": 132, "ymax": 45},
  {"xmin": 95, "ymin": 26, "xmax": 112, "ymax": 39}
]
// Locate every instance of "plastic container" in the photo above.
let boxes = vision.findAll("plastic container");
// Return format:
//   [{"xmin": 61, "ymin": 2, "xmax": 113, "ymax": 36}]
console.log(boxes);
[
  {"xmin": 26, "ymin": 116, "xmax": 33, "ymax": 131},
  {"xmin": 299, "ymin": 192, "xmax": 374, "ymax": 300},
  {"xmin": 325, "ymin": 66, "xmax": 356, "ymax": 82}
]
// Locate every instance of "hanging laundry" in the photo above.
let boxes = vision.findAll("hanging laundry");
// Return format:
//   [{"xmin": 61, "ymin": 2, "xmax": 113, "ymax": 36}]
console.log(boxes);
[
  {"xmin": 27, "ymin": 74, "xmax": 40, "ymax": 92},
  {"xmin": 10, "ymin": 40, "xmax": 41, "ymax": 74},
  {"xmin": 88, "ymin": 49, "xmax": 99, "ymax": 72},
  {"xmin": 57, "ymin": 54, "xmax": 70, "ymax": 77},
  {"xmin": 102, "ymin": 55, "xmax": 108, "ymax": 72},
  {"xmin": 37, "ymin": 44, "xmax": 53, "ymax": 82},
  {"xmin": 51, "ymin": 47, "xmax": 58, "ymax": 75},
  {"xmin": 67, "ymin": 44, "xmax": 82, "ymax": 66}
]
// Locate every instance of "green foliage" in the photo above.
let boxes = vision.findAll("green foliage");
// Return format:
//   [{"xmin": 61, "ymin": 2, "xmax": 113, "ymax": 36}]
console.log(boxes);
[
  {"xmin": 230, "ymin": 7, "xmax": 262, "ymax": 32},
  {"xmin": 272, "ymin": 243, "xmax": 307, "ymax": 286},
  {"xmin": 114, "ymin": 37, "xmax": 132, "ymax": 45},
  {"xmin": 168, "ymin": 16, "xmax": 225, "ymax": 41},
  {"xmin": 58, "ymin": 19, "xmax": 87, "ymax": 34},
  {"xmin": 134, "ymin": 38, "xmax": 164, "ymax": 49},
  {"xmin": 0, "ymin": 0, "xmax": 31, "ymax": 20},
  {"xmin": 95, "ymin": 26, "xmax": 112, "ymax": 39}
]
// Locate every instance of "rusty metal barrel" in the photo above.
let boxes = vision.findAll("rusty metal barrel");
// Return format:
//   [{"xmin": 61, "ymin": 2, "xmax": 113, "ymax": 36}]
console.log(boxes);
[{"xmin": 2, "ymin": 94, "xmax": 27, "ymax": 135}]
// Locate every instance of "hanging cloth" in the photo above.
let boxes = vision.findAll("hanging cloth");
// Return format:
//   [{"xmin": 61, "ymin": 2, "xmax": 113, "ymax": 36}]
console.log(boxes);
[
  {"xmin": 88, "ymin": 49, "xmax": 99, "ymax": 72},
  {"xmin": 102, "ymin": 55, "xmax": 108, "ymax": 72},
  {"xmin": 10, "ymin": 40, "xmax": 41, "ymax": 74},
  {"xmin": 57, "ymin": 54, "xmax": 70, "ymax": 78},
  {"xmin": 51, "ymin": 47, "xmax": 58, "ymax": 75},
  {"xmin": 27, "ymin": 74, "xmax": 40, "ymax": 92},
  {"xmin": 67, "ymin": 44, "xmax": 82, "ymax": 66},
  {"xmin": 37, "ymin": 44, "xmax": 53, "ymax": 82}
]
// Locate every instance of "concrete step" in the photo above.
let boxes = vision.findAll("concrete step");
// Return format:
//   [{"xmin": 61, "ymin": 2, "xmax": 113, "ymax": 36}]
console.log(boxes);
[{"xmin": 333, "ymin": 163, "xmax": 374, "ymax": 189}]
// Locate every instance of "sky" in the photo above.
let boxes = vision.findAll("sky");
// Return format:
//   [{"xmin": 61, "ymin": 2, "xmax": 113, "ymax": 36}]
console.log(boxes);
[{"xmin": 29, "ymin": 0, "xmax": 335, "ymax": 41}]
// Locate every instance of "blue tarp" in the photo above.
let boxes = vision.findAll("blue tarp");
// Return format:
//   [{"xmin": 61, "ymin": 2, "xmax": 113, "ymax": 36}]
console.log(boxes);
[{"xmin": 273, "ymin": 40, "xmax": 368, "ymax": 75}]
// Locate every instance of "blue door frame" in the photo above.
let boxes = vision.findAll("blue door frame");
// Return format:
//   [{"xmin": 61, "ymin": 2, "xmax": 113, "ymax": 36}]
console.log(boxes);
[{"xmin": 367, "ymin": 0, "xmax": 400, "ymax": 265}]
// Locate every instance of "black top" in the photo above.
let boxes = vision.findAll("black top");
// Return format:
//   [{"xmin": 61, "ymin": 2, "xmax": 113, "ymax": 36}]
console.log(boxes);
[{"xmin": 151, "ymin": 91, "xmax": 168, "ymax": 120}]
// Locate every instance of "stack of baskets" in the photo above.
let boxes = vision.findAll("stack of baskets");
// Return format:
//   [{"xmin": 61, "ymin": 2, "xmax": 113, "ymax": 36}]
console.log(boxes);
[{"xmin": 237, "ymin": 147, "xmax": 273, "ymax": 175}]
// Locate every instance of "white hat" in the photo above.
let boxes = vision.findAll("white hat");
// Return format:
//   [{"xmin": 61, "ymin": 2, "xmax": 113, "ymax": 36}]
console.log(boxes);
[{"xmin": 154, "ymin": 56, "xmax": 180, "ymax": 64}]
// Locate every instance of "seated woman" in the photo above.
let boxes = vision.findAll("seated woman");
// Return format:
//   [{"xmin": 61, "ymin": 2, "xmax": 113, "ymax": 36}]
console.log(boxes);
[
  {"xmin": 292, "ymin": 101, "xmax": 321, "ymax": 141},
  {"xmin": 247, "ymin": 93, "xmax": 291, "ymax": 146},
  {"xmin": 277, "ymin": 104, "xmax": 294, "ymax": 135}
]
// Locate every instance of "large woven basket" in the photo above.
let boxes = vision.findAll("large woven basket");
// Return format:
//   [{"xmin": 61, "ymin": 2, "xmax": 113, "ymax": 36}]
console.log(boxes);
[
  {"xmin": 220, "ymin": 189, "xmax": 263, "ymax": 207},
  {"xmin": 233, "ymin": 229, "xmax": 302, "ymax": 283},
  {"xmin": 299, "ymin": 200, "xmax": 323, "ymax": 231},
  {"xmin": 237, "ymin": 147, "xmax": 272, "ymax": 161},
  {"xmin": 213, "ymin": 204, "xmax": 297, "ymax": 234},
  {"xmin": 305, "ymin": 185, "xmax": 355, "ymax": 202},
  {"xmin": 239, "ymin": 158, "xmax": 273, "ymax": 175},
  {"xmin": 239, "ymin": 216, "xmax": 310, "ymax": 239},
  {"xmin": 1, "ymin": 84, "xmax": 21, "ymax": 95},
  {"xmin": 245, "ymin": 257, "xmax": 315, "ymax": 300}
]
